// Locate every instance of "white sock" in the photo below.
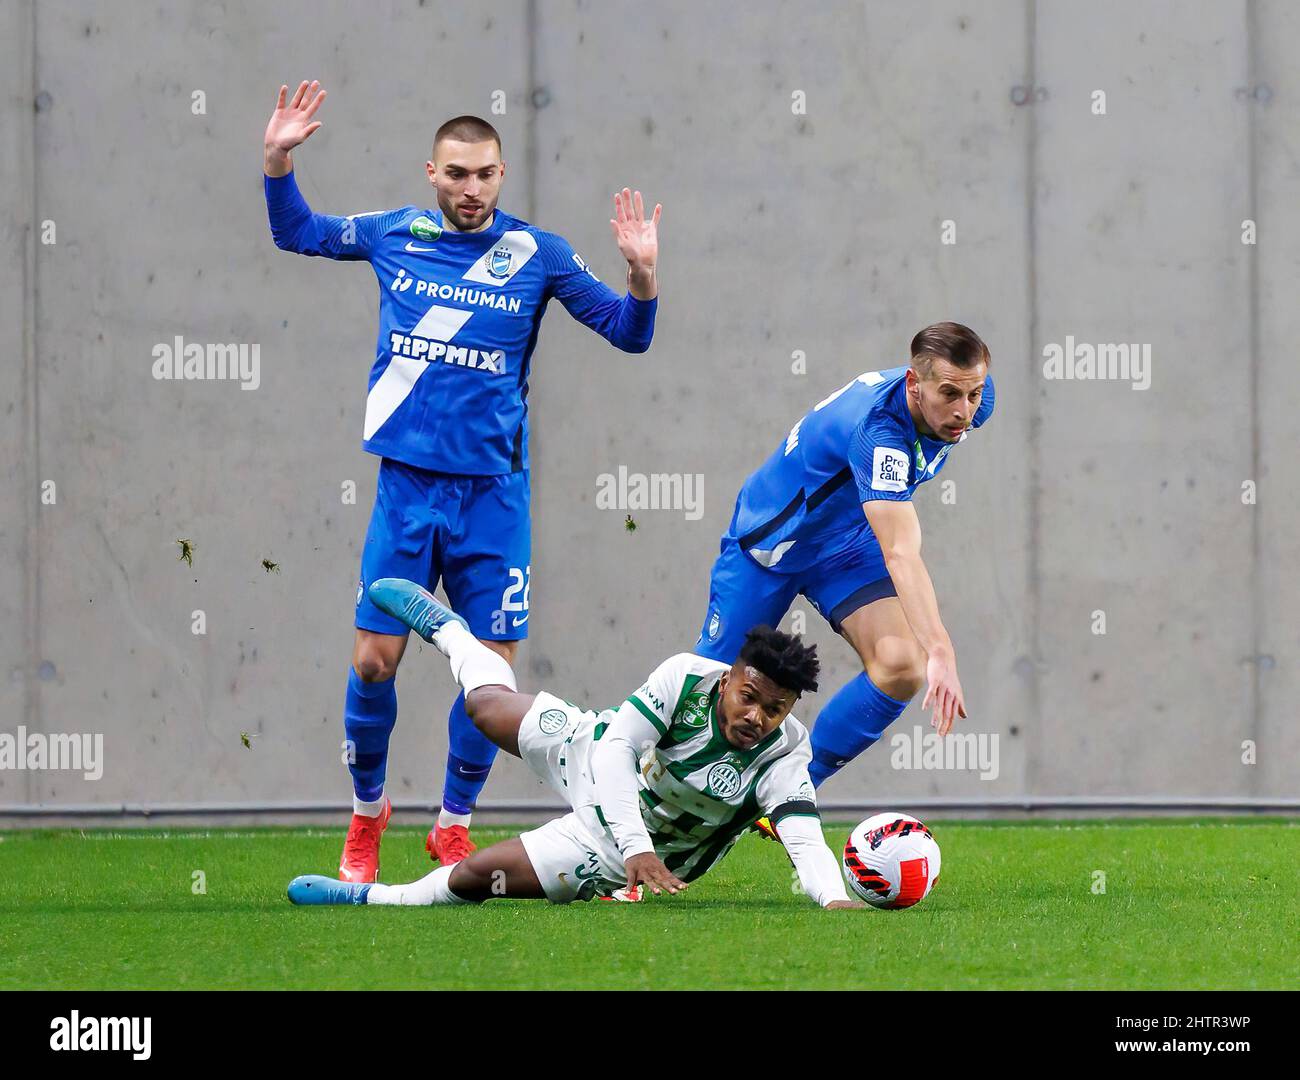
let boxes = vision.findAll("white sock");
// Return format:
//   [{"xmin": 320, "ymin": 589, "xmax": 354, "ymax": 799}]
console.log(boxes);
[
  {"xmin": 438, "ymin": 808, "xmax": 472, "ymax": 829},
  {"xmin": 368, "ymin": 864, "xmax": 471, "ymax": 906},
  {"xmin": 437, "ymin": 621, "xmax": 517, "ymax": 693},
  {"xmin": 353, "ymin": 794, "xmax": 385, "ymax": 818}
]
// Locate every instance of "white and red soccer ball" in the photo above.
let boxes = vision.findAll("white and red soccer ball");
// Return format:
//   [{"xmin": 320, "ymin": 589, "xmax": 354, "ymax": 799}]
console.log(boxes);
[{"xmin": 842, "ymin": 812, "xmax": 941, "ymax": 909}]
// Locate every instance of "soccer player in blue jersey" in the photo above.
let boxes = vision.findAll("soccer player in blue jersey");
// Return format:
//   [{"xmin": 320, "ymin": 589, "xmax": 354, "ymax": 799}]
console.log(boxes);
[
  {"xmin": 262, "ymin": 81, "xmax": 660, "ymax": 881},
  {"xmin": 695, "ymin": 323, "xmax": 993, "ymax": 806}
]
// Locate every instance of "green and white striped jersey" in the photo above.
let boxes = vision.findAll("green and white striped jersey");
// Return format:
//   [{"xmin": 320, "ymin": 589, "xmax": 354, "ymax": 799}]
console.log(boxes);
[{"xmin": 591, "ymin": 653, "xmax": 819, "ymax": 883}]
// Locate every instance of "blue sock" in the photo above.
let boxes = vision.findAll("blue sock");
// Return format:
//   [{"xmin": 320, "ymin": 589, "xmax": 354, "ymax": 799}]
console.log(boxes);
[
  {"xmin": 809, "ymin": 672, "xmax": 911, "ymax": 787},
  {"xmin": 344, "ymin": 667, "xmax": 397, "ymax": 803},
  {"xmin": 440, "ymin": 691, "xmax": 498, "ymax": 815}
]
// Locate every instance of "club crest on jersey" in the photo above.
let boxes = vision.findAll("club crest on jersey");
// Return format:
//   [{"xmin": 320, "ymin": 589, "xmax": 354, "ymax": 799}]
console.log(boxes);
[
  {"xmin": 706, "ymin": 761, "xmax": 742, "ymax": 800},
  {"xmin": 410, "ymin": 215, "xmax": 442, "ymax": 242},
  {"xmin": 707, "ymin": 610, "xmax": 720, "ymax": 640},
  {"xmin": 487, "ymin": 245, "xmax": 513, "ymax": 279},
  {"xmin": 538, "ymin": 709, "xmax": 568, "ymax": 735}
]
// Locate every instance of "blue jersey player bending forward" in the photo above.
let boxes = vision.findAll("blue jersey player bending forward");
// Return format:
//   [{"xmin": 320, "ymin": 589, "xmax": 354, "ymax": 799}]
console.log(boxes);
[
  {"xmin": 263, "ymin": 81, "xmax": 660, "ymax": 881},
  {"xmin": 696, "ymin": 323, "xmax": 993, "ymax": 819}
]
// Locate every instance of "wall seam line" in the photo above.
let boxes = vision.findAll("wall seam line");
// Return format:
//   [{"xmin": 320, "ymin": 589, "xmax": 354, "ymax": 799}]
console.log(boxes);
[
  {"xmin": 1245, "ymin": 0, "xmax": 1262, "ymax": 796},
  {"xmin": 21, "ymin": 0, "xmax": 40, "ymax": 804},
  {"xmin": 1024, "ymin": 0, "xmax": 1042, "ymax": 800}
]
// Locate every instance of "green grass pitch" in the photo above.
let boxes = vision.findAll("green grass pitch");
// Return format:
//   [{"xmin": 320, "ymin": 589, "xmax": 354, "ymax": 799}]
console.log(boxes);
[{"xmin": 0, "ymin": 819, "xmax": 1294, "ymax": 990}]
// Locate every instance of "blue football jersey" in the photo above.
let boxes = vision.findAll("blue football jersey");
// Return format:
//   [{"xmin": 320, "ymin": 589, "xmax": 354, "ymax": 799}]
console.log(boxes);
[
  {"xmin": 265, "ymin": 171, "xmax": 657, "ymax": 474},
  {"xmin": 731, "ymin": 366, "xmax": 995, "ymax": 574}
]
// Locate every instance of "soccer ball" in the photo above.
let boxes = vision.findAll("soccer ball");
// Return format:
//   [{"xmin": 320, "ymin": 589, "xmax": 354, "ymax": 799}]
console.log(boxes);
[{"xmin": 841, "ymin": 812, "xmax": 941, "ymax": 909}]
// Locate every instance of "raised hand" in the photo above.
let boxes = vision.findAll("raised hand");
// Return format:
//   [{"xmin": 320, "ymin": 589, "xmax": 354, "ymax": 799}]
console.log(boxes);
[
  {"xmin": 609, "ymin": 188, "xmax": 660, "ymax": 299},
  {"xmin": 264, "ymin": 81, "xmax": 327, "ymax": 176}
]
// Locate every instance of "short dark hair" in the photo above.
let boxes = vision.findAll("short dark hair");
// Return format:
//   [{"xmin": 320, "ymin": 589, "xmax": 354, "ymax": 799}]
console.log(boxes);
[
  {"xmin": 737, "ymin": 626, "xmax": 820, "ymax": 696},
  {"xmin": 433, "ymin": 115, "xmax": 502, "ymax": 156},
  {"xmin": 910, "ymin": 322, "xmax": 990, "ymax": 377}
]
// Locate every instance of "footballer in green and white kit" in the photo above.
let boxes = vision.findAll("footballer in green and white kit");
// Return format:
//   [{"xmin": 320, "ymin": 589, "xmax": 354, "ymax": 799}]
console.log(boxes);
[{"xmin": 287, "ymin": 579, "xmax": 863, "ymax": 911}]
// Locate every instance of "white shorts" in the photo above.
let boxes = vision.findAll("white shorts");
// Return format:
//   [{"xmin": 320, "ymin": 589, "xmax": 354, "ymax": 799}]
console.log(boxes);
[
  {"xmin": 518, "ymin": 809, "xmax": 626, "ymax": 903},
  {"xmin": 516, "ymin": 692, "xmax": 625, "ymax": 903},
  {"xmin": 515, "ymin": 690, "xmax": 602, "ymax": 805}
]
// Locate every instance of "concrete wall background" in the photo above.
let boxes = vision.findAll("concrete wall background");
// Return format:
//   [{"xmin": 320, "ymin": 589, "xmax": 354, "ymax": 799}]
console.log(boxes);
[{"xmin": 2, "ymin": 0, "xmax": 1295, "ymax": 820}]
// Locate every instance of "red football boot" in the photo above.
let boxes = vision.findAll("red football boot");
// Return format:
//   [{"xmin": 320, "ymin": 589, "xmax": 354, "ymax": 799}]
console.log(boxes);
[
  {"xmin": 427, "ymin": 823, "xmax": 477, "ymax": 866},
  {"xmin": 600, "ymin": 885, "xmax": 643, "ymax": 902},
  {"xmin": 338, "ymin": 797, "xmax": 392, "ymax": 883}
]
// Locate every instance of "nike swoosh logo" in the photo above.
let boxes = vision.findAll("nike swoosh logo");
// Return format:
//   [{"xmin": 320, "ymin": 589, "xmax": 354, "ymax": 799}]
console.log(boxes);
[
  {"xmin": 511, "ymin": 615, "xmax": 528, "ymax": 627},
  {"xmin": 405, "ymin": 241, "xmax": 438, "ymax": 253}
]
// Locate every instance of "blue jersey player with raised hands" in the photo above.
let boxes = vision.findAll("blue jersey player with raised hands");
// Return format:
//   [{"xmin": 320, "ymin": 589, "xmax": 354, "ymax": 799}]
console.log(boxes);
[
  {"xmin": 695, "ymin": 323, "xmax": 993, "ymax": 819},
  {"xmin": 263, "ymin": 81, "xmax": 660, "ymax": 882}
]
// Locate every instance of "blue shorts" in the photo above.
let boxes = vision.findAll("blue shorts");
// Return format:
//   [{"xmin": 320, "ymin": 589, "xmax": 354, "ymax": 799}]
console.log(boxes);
[
  {"xmin": 355, "ymin": 459, "xmax": 531, "ymax": 640},
  {"xmin": 694, "ymin": 532, "xmax": 896, "ymax": 663}
]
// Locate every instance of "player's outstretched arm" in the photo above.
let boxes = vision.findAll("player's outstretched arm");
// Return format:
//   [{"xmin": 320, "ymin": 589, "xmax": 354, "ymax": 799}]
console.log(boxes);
[
  {"xmin": 261, "ymin": 81, "xmax": 381, "ymax": 261},
  {"xmin": 264, "ymin": 80, "xmax": 326, "ymax": 177},
  {"xmin": 543, "ymin": 192, "xmax": 659, "ymax": 353},
  {"xmin": 863, "ymin": 499, "xmax": 967, "ymax": 736},
  {"xmin": 776, "ymin": 815, "xmax": 864, "ymax": 909}
]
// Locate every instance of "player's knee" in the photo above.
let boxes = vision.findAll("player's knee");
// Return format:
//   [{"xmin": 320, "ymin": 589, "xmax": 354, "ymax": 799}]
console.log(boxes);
[
  {"xmin": 448, "ymin": 853, "xmax": 493, "ymax": 899},
  {"xmin": 868, "ymin": 637, "xmax": 925, "ymax": 698},
  {"xmin": 448, "ymin": 857, "xmax": 480, "ymax": 889},
  {"xmin": 353, "ymin": 650, "xmax": 399, "ymax": 683},
  {"xmin": 464, "ymin": 687, "xmax": 485, "ymax": 724},
  {"xmin": 465, "ymin": 686, "xmax": 503, "ymax": 729}
]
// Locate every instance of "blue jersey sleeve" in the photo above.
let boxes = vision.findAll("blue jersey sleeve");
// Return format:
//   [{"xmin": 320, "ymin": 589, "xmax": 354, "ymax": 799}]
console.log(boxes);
[
  {"xmin": 849, "ymin": 415, "xmax": 914, "ymax": 504},
  {"xmin": 537, "ymin": 231, "xmax": 657, "ymax": 353},
  {"xmin": 264, "ymin": 171, "xmax": 402, "ymax": 260}
]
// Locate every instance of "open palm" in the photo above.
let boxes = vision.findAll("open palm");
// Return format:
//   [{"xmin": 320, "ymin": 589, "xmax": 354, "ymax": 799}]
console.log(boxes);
[
  {"xmin": 609, "ymin": 188, "xmax": 661, "ymax": 271},
  {"xmin": 265, "ymin": 80, "xmax": 326, "ymax": 155}
]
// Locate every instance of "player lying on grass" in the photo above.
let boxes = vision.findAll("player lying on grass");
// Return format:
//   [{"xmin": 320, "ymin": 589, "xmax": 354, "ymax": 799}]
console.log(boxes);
[{"xmin": 288, "ymin": 579, "xmax": 864, "ymax": 909}]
